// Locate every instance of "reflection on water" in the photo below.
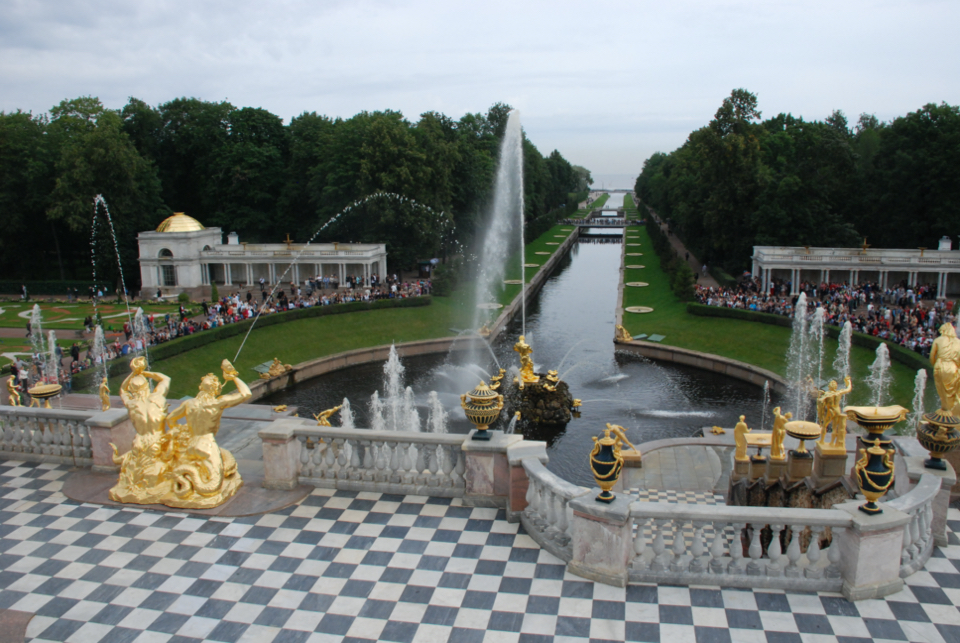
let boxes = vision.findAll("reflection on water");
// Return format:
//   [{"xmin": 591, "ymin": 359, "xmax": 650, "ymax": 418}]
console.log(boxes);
[{"xmin": 265, "ymin": 237, "xmax": 779, "ymax": 486}]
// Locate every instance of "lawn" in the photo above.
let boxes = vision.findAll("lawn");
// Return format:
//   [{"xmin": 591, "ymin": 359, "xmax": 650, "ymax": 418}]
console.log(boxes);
[
  {"xmin": 0, "ymin": 301, "xmax": 185, "ymax": 331},
  {"xmin": 573, "ymin": 192, "xmax": 610, "ymax": 217},
  {"xmin": 619, "ymin": 225, "xmax": 924, "ymax": 409}
]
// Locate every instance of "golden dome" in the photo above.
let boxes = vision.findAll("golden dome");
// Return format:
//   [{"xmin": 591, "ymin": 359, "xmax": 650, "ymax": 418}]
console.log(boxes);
[{"xmin": 156, "ymin": 212, "xmax": 205, "ymax": 233}]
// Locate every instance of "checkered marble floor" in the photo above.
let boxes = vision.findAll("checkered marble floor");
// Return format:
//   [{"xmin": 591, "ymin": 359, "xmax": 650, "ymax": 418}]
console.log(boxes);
[{"xmin": 1, "ymin": 460, "xmax": 959, "ymax": 643}]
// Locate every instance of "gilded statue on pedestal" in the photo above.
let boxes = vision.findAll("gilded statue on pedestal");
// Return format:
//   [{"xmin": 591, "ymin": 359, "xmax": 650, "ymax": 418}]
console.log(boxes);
[
  {"xmin": 734, "ymin": 415, "xmax": 750, "ymax": 461},
  {"xmin": 110, "ymin": 357, "xmax": 250, "ymax": 509},
  {"xmin": 513, "ymin": 335, "xmax": 539, "ymax": 384},
  {"xmin": 930, "ymin": 323, "xmax": 960, "ymax": 415},
  {"xmin": 260, "ymin": 357, "xmax": 293, "ymax": 379},
  {"xmin": 110, "ymin": 358, "xmax": 173, "ymax": 504},
  {"xmin": 615, "ymin": 325, "xmax": 632, "ymax": 342},
  {"xmin": 7, "ymin": 376, "xmax": 20, "ymax": 407},
  {"xmin": 163, "ymin": 360, "xmax": 250, "ymax": 509},
  {"xmin": 771, "ymin": 406, "xmax": 792, "ymax": 460},
  {"xmin": 99, "ymin": 379, "xmax": 111, "ymax": 411},
  {"xmin": 813, "ymin": 377, "xmax": 852, "ymax": 447}
]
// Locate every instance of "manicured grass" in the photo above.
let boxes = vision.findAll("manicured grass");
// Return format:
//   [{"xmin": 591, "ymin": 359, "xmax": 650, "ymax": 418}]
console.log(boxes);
[
  {"xmin": 623, "ymin": 194, "xmax": 639, "ymax": 214},
  {"xmin": 574, "ymin": 192, "xmax": 610, "ymax": 217},
  {"xmin": 0, "ymin": 301, "xmax": 184, "ymax": 331},
  {"xmin": 620, "ymin": 225, "xmax": 922, "ymax": 409}
]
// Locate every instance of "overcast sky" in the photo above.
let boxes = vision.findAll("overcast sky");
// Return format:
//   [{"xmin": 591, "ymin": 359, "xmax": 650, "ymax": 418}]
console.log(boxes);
[{"xmin": 3, "ymin": 0, "xmax": 958, "ymax": 182}]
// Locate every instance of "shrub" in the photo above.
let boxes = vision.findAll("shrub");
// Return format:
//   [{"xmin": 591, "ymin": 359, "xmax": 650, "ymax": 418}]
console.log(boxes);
[
  {"xmin": 177, "ymin": 291, "xmax": 190, "ymax": 305},
  {"xmin": 210, "ymin": 283, "xmax": 219, "ymax": 303},
  {"xmin": 431, "ymin": 258, "xmax": 462, "ymax": 297}
]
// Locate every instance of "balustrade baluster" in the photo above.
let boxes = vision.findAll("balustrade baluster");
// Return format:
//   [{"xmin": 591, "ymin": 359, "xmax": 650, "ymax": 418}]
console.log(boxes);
[
  {"xmin": 426, "ymin": 444, "xmax": 440, "ymax": 486},
  {"xmin": 709, "ymin": 521, "xmax": 727, "ymax": 574},
  {"xmin": 362, "ymin": 440, "xmax": 375, "ymax": 481},
  {"xmin": 650, "ymin": 520, "xmax": 667, "ymax": 571},
  {"xmin": 440, "ymin": 445, "xmax": 455, "ymax": 487},
  {"xmin": 59, "ymin": 420, "xmax": 71, "ymax": 461},
  {"xmin": 40, "ymin": 421, "xmax": 52, "ymax": 456},
  {"xmin": 727, "ymin": 524, "xmax": 745, "ymax": 575},
  {"xmin": 524, "ymin": 478, "xmax": 539, "ymax": 521},
  {"xmin": 766, "ymin": 525, "xmax": 783, "ymax": 577},
  {"xmin": 400, "ymin": 444, "xmax": 415, "ymax": 485},
  {"xmin": 334, "ymin": 439, "xmax": 348, "ymax": 479},
  {"xmin": 825, "ymin": 527, "xmax": 842, "ymax": 579},
  {"xmin": 923, "ymin": 503, "xmax": 934, "ymax": 548},
  {"xmin": 632, "ymin": 518, "xmax": 647, "ymax": 570},
  {"xmin": 453, "ymin": 448, "xmax": 465, "ymax": 486},
  {"xmin": 907, "ymin": 510, "xmax": 921, "ymax": 559},
  {"xmin": 30, "ymin": 419, "xmax": 42, "ymax": 455},
  {"xmin": 746, "ymin": 526, "xmax": 764, "ymax": 576},
  {"xmin": 349, "ymin": 440, "xmax": 362, "ymax": 480},
  {"xmin": 375, "ymin": 442, "xmax": 389, "ymax": 482},
  {"xmin": 415, "ymin": 445, "xmax": 427, "ymax": 484},
  {"xmin": 556, "ymin": 497, "xmax": 570, "ymax": 546},
  {"xmin": 901, "ymin": 510, "xmax": 915, "ymax": 565},
  {"xmin": 388, "ymin": 441, "xmax": 401, "ymax": 483},
  {"xmin": 297, "ymin": 437, "xmax": 310, "ymax": 477},
  {"xmin": 669, "ymin": 519, "xmax": 688, "ymax": 572},
  {"xmin": 80, "ymin": 422, "xmax": 91, "ymax": 459},
  {"xmin": 545, "ymin": 490, "xmax": 560, "ymax": 539},
  {"xmin": 1, "ymin": 419, "xmax": 12, "ymax": 452},
  {"xmin": 785, "ymin": 525, "xmax": 803, "ymax": 578},
  {"xmin": 13, "ymin": 415, "xmax": 25, "ymax": 453},
  {"xmin": 688, "ymin": 522, "xmax": 705, "ymax": 573},
  {"xmin": 804, "ymin": 525, "xmax": 824, "ymax": 579}
]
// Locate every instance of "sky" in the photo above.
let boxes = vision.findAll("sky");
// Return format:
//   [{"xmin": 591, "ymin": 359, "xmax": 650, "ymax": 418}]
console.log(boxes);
[{"xmin": 3, "ymin": 0, "xmax": 959, "ymax": 184}]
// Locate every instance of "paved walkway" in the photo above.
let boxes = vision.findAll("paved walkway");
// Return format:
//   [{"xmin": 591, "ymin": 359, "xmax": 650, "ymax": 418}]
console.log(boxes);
[
  {"xmin": 640, "ymin": 208, "xmax": 718, "ymax": 289},
  {"xmin": 1, "ymin": 459, "xmax": 959, "ymax": 643}
]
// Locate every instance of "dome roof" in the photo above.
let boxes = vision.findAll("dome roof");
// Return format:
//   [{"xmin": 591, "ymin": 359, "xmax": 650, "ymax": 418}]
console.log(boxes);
[{"xmin": 156, "ymin": 212, "xmax": 205, "ymax": 233}]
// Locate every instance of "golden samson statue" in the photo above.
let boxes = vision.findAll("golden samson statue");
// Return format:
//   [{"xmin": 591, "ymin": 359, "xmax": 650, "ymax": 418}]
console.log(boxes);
[{"xmin": 110, "ymin": 357, "xmax": 251, "ymax": 509}]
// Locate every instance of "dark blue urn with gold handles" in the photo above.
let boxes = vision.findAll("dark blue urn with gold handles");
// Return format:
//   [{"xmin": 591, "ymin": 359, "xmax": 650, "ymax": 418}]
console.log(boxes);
[
  {"xmin": 853, "ymin": 444, "xmax": 895, "ymax": 515},
  {"xmin": 590, "ymin": 427, "xmax": 623, "ymax": 503}
]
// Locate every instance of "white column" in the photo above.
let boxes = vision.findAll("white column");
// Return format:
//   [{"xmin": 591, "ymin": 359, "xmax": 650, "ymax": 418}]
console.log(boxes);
[
  {"xmin": 226, "ymin": 263, "xmax": 232, "ymax": 286},
  {"xmin": 293, "ymin": 263, "xmax": 299, "ymax": 287},
  {"xmin": 825, "ymin": 269, "xmax": 830, "ymax": 284},
  {"xmin": 246, "ymin": 264, "xmax": 252, "ymax": 285},
  {"xmin": 339, "ymin": 263, "xmax": 345, "ymax": 286}
]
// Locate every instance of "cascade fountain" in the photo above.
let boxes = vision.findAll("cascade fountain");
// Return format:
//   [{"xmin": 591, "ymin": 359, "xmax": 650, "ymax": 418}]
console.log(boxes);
[
  {"xmin": 866, "ymin": 343, "xmax": 892, "ymax": 406},
  {"xmin": 907, "ymin": 369, "xmax": 928, "ymax": 435},
  {"xmin": 832, "ymin": 321, "xmax": 853, "ymax": 382},
  {"xmin": 28, "ymin": 305, "xmax": 45, "ymax": 359},
  {"xmin": 340, "ymin": 398, "xmax": 356, "ymax": 430},
  {"xmin": 90, "ymin": 325, "xmax": 109, "ymax": 387},
  {"xmin": 44, "ymin": 331, "xmax": 60, "ymax": 384},
  {"xmin": 785, "ymin": 293, "xmax": 813, "ymax": 419},
  {"xmin": 91, "ymin": 195, "xmax": 134, "ymax": 329}
]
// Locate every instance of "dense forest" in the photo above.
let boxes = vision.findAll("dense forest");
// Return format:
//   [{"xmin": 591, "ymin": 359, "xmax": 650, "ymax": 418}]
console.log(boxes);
[
  {"xmin": 0, "ymin": 97, "xmax": 589, "ymax": 288},
  {"xmin": 635, "ymin": 89, "xmax": 960, "ymax": 273}
]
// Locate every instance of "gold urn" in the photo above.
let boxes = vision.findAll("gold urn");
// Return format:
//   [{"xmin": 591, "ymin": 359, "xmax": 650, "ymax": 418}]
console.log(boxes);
[
  {"xmin": 589, "ymin": 427, "xmax": 624, "ymax": 504},
  {"xmin": 853, "ymin": 444, "xmax": 895, "ymax": 514},
  {"xmin": 28, "ymin": 383, "xmax": 62, "ymax": 409},
  {"xmin": 461, "ymin": 380, "xmax": 504, "ymax": 441},
  {"xmin": 843, "ymin": 405, "xmax": 908, "ymax": 448},
  {"xmin": 917, "ymin": 410, "xmax": 960, "ymax": 471},
  {"xmin": 784, "ymin": 420, "xmax": 821, "ymax": 455}
]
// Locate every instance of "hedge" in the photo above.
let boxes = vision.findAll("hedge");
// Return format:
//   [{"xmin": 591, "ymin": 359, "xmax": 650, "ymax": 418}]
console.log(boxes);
[
  {"xmin": 72, "ymin": 296, "xmax": 431, "ymax": 391},
  {"xmin": 711, "ymin": 267, "xmax": 738, "ymax": 289},
  {"xmin": 0, "ymin": 280, "xmax": 98, "ymax": 296},
  {"xmin": 686, "ymin": 303, "xmax": 932, "ymax": 374}
]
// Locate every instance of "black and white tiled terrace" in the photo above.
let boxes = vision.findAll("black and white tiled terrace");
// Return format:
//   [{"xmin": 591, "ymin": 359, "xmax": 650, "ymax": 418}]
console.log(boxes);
[{"xmin": 1, "ymin": 459, "xmax": 959, "ymax": 643}]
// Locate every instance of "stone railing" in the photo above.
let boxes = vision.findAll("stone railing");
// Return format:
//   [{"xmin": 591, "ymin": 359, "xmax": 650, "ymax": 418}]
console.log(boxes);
[
  {"xmin": 628, "ymin": 502, "xmax": 850, "ymax": 592},
  {"xmin": 293, "ymin": 426, "xmax": 467, "ymax": 497},
  {"xmin": 520, "ymin": 459, "xmax": 589, "ymax": 561},
  {"xmin": 0, "ymin": 407, "xmax": 94, "ymax": 467},
  {"xmin": 887, "ymin": 472, "xmax": 939, "ymax": 577}
]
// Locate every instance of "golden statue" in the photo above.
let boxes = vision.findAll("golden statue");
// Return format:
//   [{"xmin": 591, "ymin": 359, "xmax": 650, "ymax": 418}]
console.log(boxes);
[
  {"xmin": 260, "ymin": 357, "xmax": 293, "ymax": 379},
  {"xmin": 513, "ymin": 335, "xmax": 539, "ymax": 384},
  {"xmin": 709, "ymin": 425, "xmax": 725, "ymax": 435},
  {"xmin": 734, "ymin": 415, "xmax": 750, "ymax": 461},
  {"xmin": 543, "ymin": 371, "xmax": 560, "ymax": 392},
  {"xmin": 99, "ymin": 379, "xmax": 111, "ymax": 411},
  {"xmin": 478, "ymin": 323, "xmax": 491, "ymax": 338},
  {"xmin": 930, "ymin": 323, "xmax": 960, "ymax": 414},
  {"xmin": 615, "ymin": 324, "xmax": 632, "ymax": 342},
  {"xmin": 163, "ymin": 360, "xmax": 250, "ymax": 509},
  {"xmin": 110, "ymin": 357, "xmax": 173, "ymax": 504},
  {"xmin": 272, "ymin": 404, "xmax": 288, "ymax": 412},
  {"xmin": 313, "ymin": 405, "xmax": 342, "ymax": 426},
  {"xmin": 6, "ymin": 376, "xmax": 19, "ymax": 407},
  {"xmin": 771, "ymin": 406, "xmax": 792, "ymax": 460},
  {"xmin": 606, "ymin": 423, "xmax": 639, "ymax": 454},
  {"xmin": 814, "ymin": 377, "xmax": 853, "ymax": 445}
]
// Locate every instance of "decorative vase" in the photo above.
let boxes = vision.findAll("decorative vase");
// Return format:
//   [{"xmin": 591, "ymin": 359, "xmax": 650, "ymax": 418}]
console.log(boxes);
[
  {"xmin": 27, "ymin": 383, "xmax": 62, "ymax": 409},
  {"xmin": 917, "ymin": 410, "xmax": 960, "ymax": 470},
  {"xmin": 589, "ymin": 427, "xmax": 623, "ymax": 503},
  {"xmin": 853, "ymin": 445, "xmax": 895, "ymax": 514},
  {"xmin": 843, "ymin": 405, "xmax": 908, "ymax": 449},
  {"xmin": 461, "ymin": 380, "xmax": 504, "ymax": 441},
  {"xmin": 784, "ymin": 420, "xmax": 821, "ymax": 456}
]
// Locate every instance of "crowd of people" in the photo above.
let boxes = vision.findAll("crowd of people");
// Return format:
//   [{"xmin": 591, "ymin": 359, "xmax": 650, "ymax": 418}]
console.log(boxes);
[
  {"xmin": 53, "ymin": 275, "xmax": 433, "ymax": 384},
  {"xmin": 695, "ymin": 277, "xmax": 954, "ymax": 357}
]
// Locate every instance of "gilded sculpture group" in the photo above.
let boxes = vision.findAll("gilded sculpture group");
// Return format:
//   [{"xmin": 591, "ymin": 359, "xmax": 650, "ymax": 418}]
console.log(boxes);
[{"xmin": 109, "ymin": 357, "xmax": 250, "ymax": 509}]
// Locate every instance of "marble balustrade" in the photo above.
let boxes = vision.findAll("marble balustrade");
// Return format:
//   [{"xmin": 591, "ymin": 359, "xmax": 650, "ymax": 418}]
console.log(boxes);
[{"xmin": 0, "ymin": 407, "xmax": 93, "ymax": 467}]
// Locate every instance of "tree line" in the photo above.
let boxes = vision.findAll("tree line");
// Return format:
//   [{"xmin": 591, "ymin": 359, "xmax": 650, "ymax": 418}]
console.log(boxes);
[
  {"xmin": 0, "ymin": 97, "xmax": 590, "ymax": 289},
  {"xmin": 635, "ymin": 89, "xmax": 960, "ymax": 273}
]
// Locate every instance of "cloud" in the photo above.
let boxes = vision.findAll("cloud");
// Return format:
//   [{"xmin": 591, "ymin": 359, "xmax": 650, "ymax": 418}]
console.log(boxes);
[{"xmin": 2, "ymin": 0, "xmax": 959, "ymax": 174}]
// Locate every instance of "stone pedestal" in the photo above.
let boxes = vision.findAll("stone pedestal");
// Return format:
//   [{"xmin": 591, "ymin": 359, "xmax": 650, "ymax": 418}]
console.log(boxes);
[
  {"xmin": 731, "ymin": 458, "xmax": 750, "ymax": 483},
  {"xmin": 811, "ymin": 442, "xmax": 849, "ymax": 489},
  {"xmin": 568, "ymin": 491, "xmax": 633, "ymax": 587},
  {"xmin": 461, "ymin": 430, "xmax": 522, "ymax": 508},
  {"xmin": 784, "ymin": 450, "xmax": 814, "ymax": 484},
  {"xmin": 835, "ymin": 499, "xmax": 910, "ymax": 601},
  {"xmin": 505, "ymin": 440, "xmax": 549, "ymax": 523},
  {"xmin": 765, "ymin": 457, "xmax": 787, "ymax": 485},
  {"xmin": 258, "ymin": 420, "xmax": 303, "ymax": 490},
  {"xmin": 903, "ymin": 455, "xmax": 957, "ymax": 547},
  {"xmin": 85, "ymin": 408, "xmax": 134, "ymax": 473},
  {"xmin": 749, "ymin": 455, "xmax": 767, "ymax": 481}
]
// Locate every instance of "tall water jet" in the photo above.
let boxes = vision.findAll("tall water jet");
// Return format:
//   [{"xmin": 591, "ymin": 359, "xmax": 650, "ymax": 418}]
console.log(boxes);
[
  {"xmin": 785, "ymin": 293, "xmax": 812, "ymax": 419},
  {"xmin": 45, "ymin": 330, "xmax": 59, "ymax": 383},
  {"xmin": 760, "ymin": 380, "xmax": 771, "ymax": 431},
  {"xmin": 369, "ymin": 391, "xmax": 386, "ymax": 432},
  {"xmin": 906, "ymin": 369, "xmax": 928, "ymax": 435},
  {"xmin": 427, "ymin": 391, "xmax": 447, "ymax": 434},
  {"xmin": 472, "ymin": 110, "xmax": 525, "ymax": 335},
  {"xmin": 132, "ymin": 307, "xmax": 149, "ymax": 363},
  {"xmin": 91, "ymin": 195, "xmax": 133, "ymax": 327},
  {"xmin": 866, "ymin": 343, "xmax": 892, "ymax": 406},
  {"xmin": 28, "ymin": 304, "xmax": 45, "ymax": 359},
  {"xmin": 810, "ymin": 307, "xmax": 826, "ymax": 385},
  {"xmin": 91, "ymin": 325, "xmax": 109, "ymax": 386},
  {"xmin": 340, "ymin": 398, "xmax": 356, "ymax": 430},
  {"xmin": 833, "ymin": 321, "xmax": 853, "ymax": 382}
]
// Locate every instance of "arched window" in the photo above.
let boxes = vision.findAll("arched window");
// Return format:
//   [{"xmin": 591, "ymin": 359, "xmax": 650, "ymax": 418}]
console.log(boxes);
[
  {"xmin": 158, "ymin": 248, "xmax": 174, "ymax": 258},
  {"xmin": 202, "ymin": 245, "xmax": 212, "ymax": 252},
  {"xmin": 158, "ymin": 248, "xmax": 176, "ymax": 286}
]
